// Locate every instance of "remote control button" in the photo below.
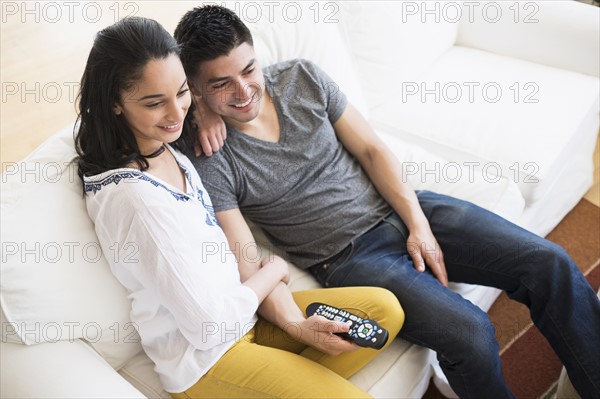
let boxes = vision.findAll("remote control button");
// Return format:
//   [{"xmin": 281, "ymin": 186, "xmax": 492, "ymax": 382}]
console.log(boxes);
[{"xmin": 306, "ymin": 303, "xmax": 388, "ymax": 350}]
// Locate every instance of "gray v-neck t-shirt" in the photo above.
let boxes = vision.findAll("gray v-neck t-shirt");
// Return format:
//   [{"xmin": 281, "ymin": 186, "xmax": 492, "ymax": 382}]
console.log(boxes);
[{"xmin": 192, "ymin": 59, "xmax": 391, "ymax": 268}]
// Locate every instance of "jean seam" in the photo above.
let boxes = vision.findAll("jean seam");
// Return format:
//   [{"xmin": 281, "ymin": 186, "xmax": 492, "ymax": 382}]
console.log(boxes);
[
  {"xmin": 444, "ymin": 258, "xmax": 598, "ymax": 395},
  {"xmin": 399, "ymin": 331, "xmax": 473, "ymax": 398},
  {"xmin": 543, "ymin": 304, "xmax": 599, "ymax": 393},
  {"xmin": 524, "ymin": 271, "xmax": 600, "ymax": 395}
]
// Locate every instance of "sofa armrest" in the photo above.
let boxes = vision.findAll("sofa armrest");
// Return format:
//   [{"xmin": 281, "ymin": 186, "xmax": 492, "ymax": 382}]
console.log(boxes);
[
  {"xmin": 457, "ymin": 1, "xmax": 599, "ymax": 77},
  {"xmin": 0, "ymin": 340, "xmax": 147, "ymax": 398}
]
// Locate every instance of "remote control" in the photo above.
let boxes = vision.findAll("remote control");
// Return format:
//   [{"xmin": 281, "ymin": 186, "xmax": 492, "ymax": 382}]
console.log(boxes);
[{"xmin": 306, "ymin": 302, "xmax": 389, "ymax": 350}]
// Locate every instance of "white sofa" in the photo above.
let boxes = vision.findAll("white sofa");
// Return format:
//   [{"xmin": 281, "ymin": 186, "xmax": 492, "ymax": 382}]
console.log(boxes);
[{"xmin": 2, "ymin": 1, "xmax": 598, "ymax": 398}]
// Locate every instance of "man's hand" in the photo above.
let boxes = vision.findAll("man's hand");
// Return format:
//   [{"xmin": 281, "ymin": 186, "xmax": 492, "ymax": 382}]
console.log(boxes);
[
  {"xmin": 407, "ymin": 226, "xmax": 448, "ymax": 286},
  {"xmin": 191, "ymin": 92, "xmax": 226, "ymax": 157},
  {"xmin": 332, "ymin": 105, "xmax": 448, "ymax": 286},
  {"xmin": 289, "ymin": 315, "xmax": 360, "ymax": 356}
]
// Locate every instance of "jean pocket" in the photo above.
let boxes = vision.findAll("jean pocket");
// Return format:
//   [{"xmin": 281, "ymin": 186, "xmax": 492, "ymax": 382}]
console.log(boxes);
[
  {"xmin": 382, "ymin": 213, "xmax": 409, "ymax": 241},
  {"xmin": 321, "ymin": 242, "xmax": 355, "ymax": 287}
]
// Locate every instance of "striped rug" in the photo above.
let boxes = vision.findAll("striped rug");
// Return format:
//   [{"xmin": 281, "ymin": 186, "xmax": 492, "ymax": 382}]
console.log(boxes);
[{"xmin": 424, "ymin": 199, "xmax": 600, "ymax": 399}]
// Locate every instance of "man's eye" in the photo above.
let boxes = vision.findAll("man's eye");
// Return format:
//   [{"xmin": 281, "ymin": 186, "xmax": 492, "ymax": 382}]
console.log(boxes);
[
  {"xmin": 213, "ymin": 82, "xmax": 227, "ymax": 89},
  {"xmin": 146, "ymin": 102, "xmax": 161, "ymax": 108}
]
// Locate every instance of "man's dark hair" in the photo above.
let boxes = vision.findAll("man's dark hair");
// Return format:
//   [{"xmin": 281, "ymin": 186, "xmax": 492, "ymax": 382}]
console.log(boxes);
[{"xmin": 174, "ymin": 5, "xmax": 254, "ymax": 79}]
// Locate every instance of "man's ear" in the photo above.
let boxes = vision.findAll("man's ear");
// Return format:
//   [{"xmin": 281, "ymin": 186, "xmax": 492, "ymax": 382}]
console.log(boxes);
[{"xmin": 188, "ymin": 79, "xmax": 202, "ymax": 97}]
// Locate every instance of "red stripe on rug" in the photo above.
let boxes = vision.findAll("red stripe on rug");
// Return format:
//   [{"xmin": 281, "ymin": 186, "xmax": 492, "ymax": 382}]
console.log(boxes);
[{"xmin": 500, "ymin": 263, "xmax": 600, "ymax": 398}]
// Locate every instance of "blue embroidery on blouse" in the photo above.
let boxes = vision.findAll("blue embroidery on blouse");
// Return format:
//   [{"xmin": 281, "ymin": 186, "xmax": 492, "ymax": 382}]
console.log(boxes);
[
  {"xmin": 196, "ymin": 186, "xmax": 219, "ymax": 226},
  {"xmin": 175, "ymin": 158, "xmax": 219, "ymax": 227},
  {"xmin": 84, "ymin": 171, "xmax": 191, "ymax": 202},
  {"xmin": 85, "ymin": 153, "xmax": 221, "ymax": 227}
]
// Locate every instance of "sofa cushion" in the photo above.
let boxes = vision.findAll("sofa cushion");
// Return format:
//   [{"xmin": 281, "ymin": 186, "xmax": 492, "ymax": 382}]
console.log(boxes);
[
  {"xmin": 0, "ymin": 124, "xmax": 142, "ymax": 369},
  {"xmin": 0, "ymin": 340, "xmax": 146, "ymax": 398},
  {"xmin": 370, "ymin": 46, "xmax": 599, "ymax": 209},
  {"xmin": 339, "ymin": 1, "xmax": 459, "ymax": 111},
  {"xmin": 456, "ymin": 0, "xmax": 600, "ymax": 78},
  {"xmin": 376, "ymin": 130, "xmax": 525, "ymax": 224},
  {"xmin": 119, "ymin": 350, "xmax": 171, "ymax": 399}
]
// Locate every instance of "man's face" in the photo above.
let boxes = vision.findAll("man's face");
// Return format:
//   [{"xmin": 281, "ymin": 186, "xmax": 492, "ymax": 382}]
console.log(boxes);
[{"xmin": 194, "ymin": 42, "xmax": 265, "ymax": 125}]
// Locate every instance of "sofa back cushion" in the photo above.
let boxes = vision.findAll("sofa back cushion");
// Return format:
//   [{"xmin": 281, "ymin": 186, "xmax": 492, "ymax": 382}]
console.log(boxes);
[
  {"xmin": 456, "ymin": 0, "xmax": 600, "ymax": 78},
  {"xmin": 339, "ymin": 1, "xmax": 459, "ymax": 112},
  {"xmin": 0, "ymin": 124, "xmax": 142, "ymax": 369}
]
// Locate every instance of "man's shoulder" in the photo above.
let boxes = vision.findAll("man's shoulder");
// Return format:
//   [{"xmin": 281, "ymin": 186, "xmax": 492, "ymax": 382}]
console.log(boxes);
[
  {"xmin": 191, "ymin": 144, "xmax": 238, "ymax": 184},
  {"xmin": 263, "ymin": 58, "xmax": 316, "ymax": 72},
  {"xmin": 192, "ymin": 144, "xmax": 231, "ymax": 167}
]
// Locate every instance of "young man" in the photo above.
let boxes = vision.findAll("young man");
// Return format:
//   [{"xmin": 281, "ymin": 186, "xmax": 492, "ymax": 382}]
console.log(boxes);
[{"xmin": 174, "ymin": 5, "xmax": 600, "ymax": 398}]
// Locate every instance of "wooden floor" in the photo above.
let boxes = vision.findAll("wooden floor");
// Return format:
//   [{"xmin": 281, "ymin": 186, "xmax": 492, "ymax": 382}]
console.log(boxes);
[
  {"xmin": 0, "ymin": 2, "xmax": 192, "ymax": 167},
  {"xmin": 1, "ymin": 2, "xmax": 599, "ymax": 206}
]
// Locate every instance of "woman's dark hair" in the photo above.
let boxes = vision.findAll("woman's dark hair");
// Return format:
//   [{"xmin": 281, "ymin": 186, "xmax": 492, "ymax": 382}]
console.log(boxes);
[
  {"xmin": 75, "ymin": 16, "xmax": 185, "ymax": 182},
  {"xmin": 174, "ymin": 5, "xmax": 253, "ymax": 79}
]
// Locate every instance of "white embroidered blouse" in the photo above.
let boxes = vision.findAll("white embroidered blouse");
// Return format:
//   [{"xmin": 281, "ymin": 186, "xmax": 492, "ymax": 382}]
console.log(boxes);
[{"xmin": 84, "ymin": 145, "xmax": 258, "ymax": 393}]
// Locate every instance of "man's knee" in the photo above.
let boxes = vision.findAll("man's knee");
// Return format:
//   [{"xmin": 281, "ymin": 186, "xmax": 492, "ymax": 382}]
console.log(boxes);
[
  {"xmin": 520, "ymin": 241, "xmax": 578, "ymax": 285},
  {"xmin": 437, "ymin": 305, "xmax": 498, "ymax": 356}
]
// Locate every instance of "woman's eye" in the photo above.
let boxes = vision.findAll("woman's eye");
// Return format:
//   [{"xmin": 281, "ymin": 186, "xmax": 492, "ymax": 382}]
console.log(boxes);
[
  {"xmin": 244, "ymin": 68, "xmax": 255, "ymax": 75},
  {"xmin": 178, "ymin": 88, "xmax": 190, "ymax": 96},
  {"xmin": 146, "ymin": 102, "xmax": 161, "ymax": 108}
]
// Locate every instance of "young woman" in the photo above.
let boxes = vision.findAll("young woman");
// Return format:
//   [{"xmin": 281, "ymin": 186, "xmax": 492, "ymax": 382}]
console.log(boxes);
[{"xmin": 75, "ymin": 16, "xmax": 403, "ymax": 398}]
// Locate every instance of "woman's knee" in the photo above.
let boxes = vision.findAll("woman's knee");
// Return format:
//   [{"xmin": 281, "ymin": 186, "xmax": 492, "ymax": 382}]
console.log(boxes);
[{"xmin": 360, "ymin": 287, "xmax": 404, "ymax": 336}]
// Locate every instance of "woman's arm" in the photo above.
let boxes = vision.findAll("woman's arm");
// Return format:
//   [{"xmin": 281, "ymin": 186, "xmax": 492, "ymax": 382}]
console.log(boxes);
[
  {"xmin": 216, "ymin": 208, "xmax": 360, "ymax": 355},
  {"xmin": 243, "ymin": 257, "xmax": 289, "ymax": 304}
]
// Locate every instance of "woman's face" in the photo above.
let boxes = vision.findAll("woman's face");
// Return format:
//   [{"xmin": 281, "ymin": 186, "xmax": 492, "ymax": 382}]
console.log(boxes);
[{"xmin": 114, "ymin": 54, "xmax": 191, "ymax": 154}]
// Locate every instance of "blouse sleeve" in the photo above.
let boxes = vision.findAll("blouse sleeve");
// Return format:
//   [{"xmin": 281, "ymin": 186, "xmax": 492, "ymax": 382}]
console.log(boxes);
[{"xmin": 92, "ymin": 183, "xmax": 259, "ymax": 351}]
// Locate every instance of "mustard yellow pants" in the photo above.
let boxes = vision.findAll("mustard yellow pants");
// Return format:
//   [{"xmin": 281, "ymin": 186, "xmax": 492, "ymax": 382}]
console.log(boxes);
[{"xmin": 170, "ymin": 287, "xmax": 404, "ymax": 398}]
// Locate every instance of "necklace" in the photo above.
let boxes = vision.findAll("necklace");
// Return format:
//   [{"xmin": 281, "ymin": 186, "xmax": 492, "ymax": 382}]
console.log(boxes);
[{"xmin": 141, "ymin": 144, "xmax": 166, "ymax": 158}]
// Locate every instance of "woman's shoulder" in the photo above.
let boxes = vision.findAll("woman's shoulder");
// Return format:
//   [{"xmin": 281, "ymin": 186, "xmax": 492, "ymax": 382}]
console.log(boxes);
[
  {"xmin": 84, "ymin": 167, "xmax": 181, "ymax": 216},
  {"xmin": 84, "ymin": 167, "xmax": 147, "ymax": 196}
]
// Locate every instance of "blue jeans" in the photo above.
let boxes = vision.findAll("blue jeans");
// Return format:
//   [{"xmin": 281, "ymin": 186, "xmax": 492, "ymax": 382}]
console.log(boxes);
[{"xmin": 309, "ymin": 191, "xmax": 600, "ymax": 399}]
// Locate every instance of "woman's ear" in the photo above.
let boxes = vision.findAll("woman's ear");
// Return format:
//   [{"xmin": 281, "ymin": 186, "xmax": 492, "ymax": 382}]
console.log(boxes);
[{"xmin": 114, "ymin": 103, "xmax": 123, "ymax": 115}]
